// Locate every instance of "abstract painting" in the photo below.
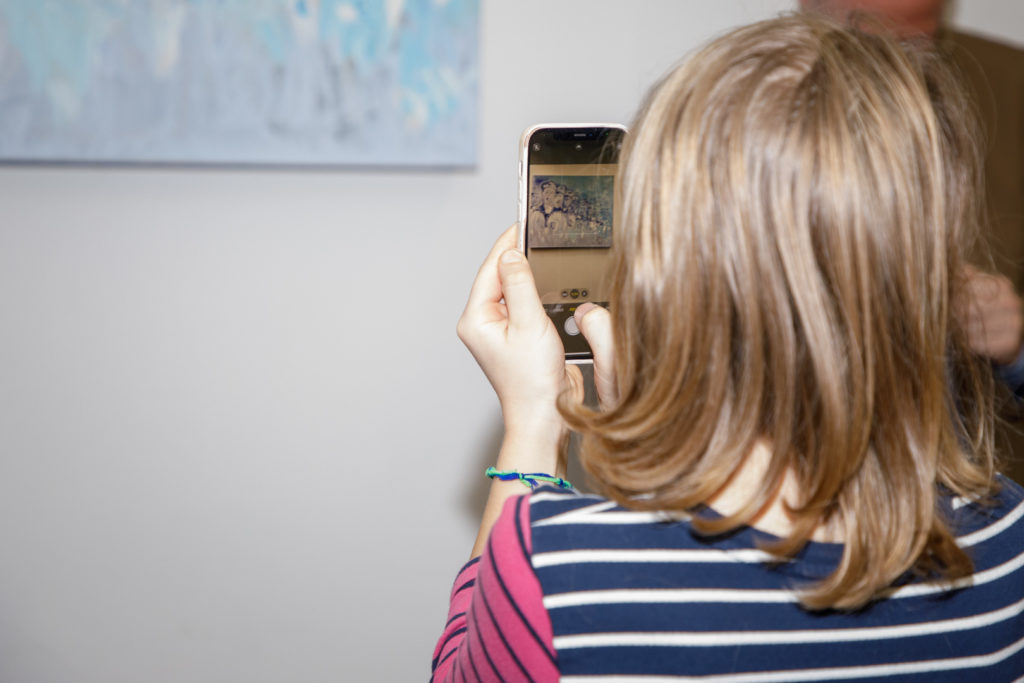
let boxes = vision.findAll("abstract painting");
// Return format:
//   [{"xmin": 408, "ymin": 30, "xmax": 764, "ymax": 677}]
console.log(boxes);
[{"xmin": 0, "ymin": 0, "xmax": 479, "ymax": 166}]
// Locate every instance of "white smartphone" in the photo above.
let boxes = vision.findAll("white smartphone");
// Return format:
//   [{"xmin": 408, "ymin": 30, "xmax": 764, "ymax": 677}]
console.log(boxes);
[{"xmin": 518, "ymin": 123, "xmax": 626, "ymax": 362}]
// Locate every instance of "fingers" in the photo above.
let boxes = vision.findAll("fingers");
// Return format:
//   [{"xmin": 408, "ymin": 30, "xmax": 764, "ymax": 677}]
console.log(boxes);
[
  {"xmin": 458, "ymin": 226, "xmax": 519, "ymax": 343},
  {"xmin": 963, "ymin": 267, "xmax": 1015, "ymax": 307},
  {"xmin": 576, "ymin": 303, "xmax": 613, "ymax": 363},
  {"xmin": 464, "ymin": 225, "xmax": 519, "ymax": 313},
  {"xmin": 497, "ymin": 248, "xmax": 549, "ymax": 334},
  {"xmin": 575, "ymin": 303, "xmax": 617, "ymax": 405}
]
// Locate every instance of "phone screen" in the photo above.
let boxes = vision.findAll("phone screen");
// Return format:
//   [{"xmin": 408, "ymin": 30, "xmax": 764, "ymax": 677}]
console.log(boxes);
[{"xmin": 522, "ymin": 126, "xmax": 625, "ymax": 360}]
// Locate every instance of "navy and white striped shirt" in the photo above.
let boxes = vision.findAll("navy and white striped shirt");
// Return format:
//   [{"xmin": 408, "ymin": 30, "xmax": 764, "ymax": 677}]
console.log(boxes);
[{"xmin": 526, "ymin": 477, "xmax": 1024, "ymax": 681}]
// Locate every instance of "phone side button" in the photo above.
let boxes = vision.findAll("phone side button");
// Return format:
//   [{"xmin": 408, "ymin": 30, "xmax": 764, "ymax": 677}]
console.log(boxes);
[{"xmin": 564, "ymin": 316, "xmax": 581, "ymax": 336}]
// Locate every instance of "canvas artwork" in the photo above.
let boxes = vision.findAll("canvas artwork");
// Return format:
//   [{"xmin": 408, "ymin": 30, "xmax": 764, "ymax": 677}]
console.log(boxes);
[
  {"xmin": 0, "ymin": 0, "xmax": 479, "ymax": 166},
  {"xmin": 527, "ymin": 174, "xmax": 614, "ymax": 248}
]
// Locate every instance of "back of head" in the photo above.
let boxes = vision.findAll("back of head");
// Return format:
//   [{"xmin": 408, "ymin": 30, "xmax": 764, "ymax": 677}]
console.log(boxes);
[{"xmin": 564, "ymin": 13, "xmax": 995, "ymax": 610}]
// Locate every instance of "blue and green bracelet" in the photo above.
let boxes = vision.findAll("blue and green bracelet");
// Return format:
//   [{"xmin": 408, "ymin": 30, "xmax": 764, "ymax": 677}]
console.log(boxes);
[{"xmin": 485, "ymin": 466, "xmax": 573, "ymax": 490}]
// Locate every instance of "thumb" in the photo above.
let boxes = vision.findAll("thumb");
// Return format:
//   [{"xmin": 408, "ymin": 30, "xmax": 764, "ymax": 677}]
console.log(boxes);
[
  {"xmin": 498, "ymin": 249, "xmax": 548, "ymax": 333},
  {"xmin": 575, "ymin": 303, "xmax": 617, "ymax": 405}
]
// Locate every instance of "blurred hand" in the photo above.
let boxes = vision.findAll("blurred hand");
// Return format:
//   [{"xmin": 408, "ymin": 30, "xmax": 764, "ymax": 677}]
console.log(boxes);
[
  {"xmin": 457, "ymin": 226, "xmax": 583, "ymax": 463},
  {"xmin": 962, "ymin": 265, "xmax": 1024, "ymax": 366}
]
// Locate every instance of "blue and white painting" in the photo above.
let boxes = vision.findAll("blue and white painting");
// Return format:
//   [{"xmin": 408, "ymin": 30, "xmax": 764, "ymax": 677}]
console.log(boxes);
[{"xmin": 0, "ymin": 0, "xmax": 479, "ymax": 166}]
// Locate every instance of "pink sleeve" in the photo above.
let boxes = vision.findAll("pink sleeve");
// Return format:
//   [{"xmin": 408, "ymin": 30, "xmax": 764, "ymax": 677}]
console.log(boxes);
[{"xmin": 431, "ymin": 493, "xmax": 558, "ymax": 682}]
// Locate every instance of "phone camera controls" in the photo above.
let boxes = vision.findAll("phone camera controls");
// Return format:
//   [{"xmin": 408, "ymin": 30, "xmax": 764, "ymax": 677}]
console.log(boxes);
[
  {"xmin": 532, "ymin": 143, "xmax": 541, "ymax": 151},
  {"xmin": 570, "ymin": 289, "xmax": 581, "ymax": 299},
  {"xmin": 561, "ymin": 290, "xmax": 569, "ymax": 298},
  {"xmin": 581, "ymin": 289, "xmax": 589, "ymax": 298},
  {"xmin": 564, "ymin": 316, "xmax": 581, "ymax": 336}
]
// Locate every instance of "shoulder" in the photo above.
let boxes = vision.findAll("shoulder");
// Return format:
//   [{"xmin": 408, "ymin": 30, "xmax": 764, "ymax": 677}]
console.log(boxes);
[
  {"xmin": 527, "ymin": 486, "xmax": 677, "ymax": 531},
  {"xmin": 525, "ymin": 487, "xmax": 748, "ymax": 566},
  {"xmin": 528, "ymin": 486, "xmax": 614, "ymax": 521},
  {"xmin": 945, "ymin": 476, "xmax": 1024, "ymax": 577},
  {"xmin": 944, "ymin": 29, "xmax": 1024, "ymax": 91},
  {"xmin": 946, "ymin": 29, "xmax": 1024, "ymax": 64},
  {"xmin": 948, "ymin": 475, "xmax": 1024, "ymax": 531}
]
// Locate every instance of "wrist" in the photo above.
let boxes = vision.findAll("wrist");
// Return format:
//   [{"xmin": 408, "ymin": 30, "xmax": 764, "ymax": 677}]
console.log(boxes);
[
  {"xmin": 994, "ymin": 341, "xmax": 1024, "ymax": 391},
  {"xmin": 495, "ymin": 416, "xmax": 567, "ymax": 475},
  {"xmin": 500, "ymin": 398, "xmax": 565, "ymax": 439},
  {"xmin": 995, "ymin": 338, "xmax": 1024, "ymax": 368}
]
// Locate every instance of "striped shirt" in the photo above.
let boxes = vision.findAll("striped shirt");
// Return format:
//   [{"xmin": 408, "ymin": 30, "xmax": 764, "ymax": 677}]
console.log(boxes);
[{"xmin": 432, "ymin": 477, "xmax": 1024, "ymax": 681}]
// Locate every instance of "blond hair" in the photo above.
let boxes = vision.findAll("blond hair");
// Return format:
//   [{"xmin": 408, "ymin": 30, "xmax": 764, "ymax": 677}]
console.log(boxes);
[{"xmin": 563, "ymin": 13, "xmax": 996, "ymax": 610}]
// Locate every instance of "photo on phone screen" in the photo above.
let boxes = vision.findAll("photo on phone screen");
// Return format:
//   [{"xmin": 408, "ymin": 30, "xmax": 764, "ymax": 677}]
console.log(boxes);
[
  {"xmin": 518, "ymin": 124, "xmax": 625, "ymax": 361},
  {"xmin": 527, "ymin": 173, "xmax": 613, "ymax": 248}
]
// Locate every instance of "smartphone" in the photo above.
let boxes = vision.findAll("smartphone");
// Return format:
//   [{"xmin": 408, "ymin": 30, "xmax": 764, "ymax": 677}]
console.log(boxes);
[{"xmin": 518, "ymin": 123, "xmax": 626, "ymax": 362}]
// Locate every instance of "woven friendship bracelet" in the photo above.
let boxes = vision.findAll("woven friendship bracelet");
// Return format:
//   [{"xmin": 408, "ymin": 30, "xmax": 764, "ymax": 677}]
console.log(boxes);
[{"xmin": 485, "ymin": 466, "xmax": 573, "ymax": 490}]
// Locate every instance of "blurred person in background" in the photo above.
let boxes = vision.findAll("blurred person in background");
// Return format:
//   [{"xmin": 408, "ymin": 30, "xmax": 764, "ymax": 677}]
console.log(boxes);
[{"xmin": 803, "ymin": 0, "xmax": 1024, "ymax": 482}]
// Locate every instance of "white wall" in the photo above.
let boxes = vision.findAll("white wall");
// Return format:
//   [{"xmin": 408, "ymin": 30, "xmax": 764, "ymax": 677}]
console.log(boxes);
[{"xmin": 0, "ymin": 2, "xmax": 1020, "ymax": 681}]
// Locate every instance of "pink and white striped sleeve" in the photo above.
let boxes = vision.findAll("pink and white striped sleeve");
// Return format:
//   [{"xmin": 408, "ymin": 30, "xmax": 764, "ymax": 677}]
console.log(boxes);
[{"xmin": 431, "ymin": 493, "xmax": 558, "ymax": 682}]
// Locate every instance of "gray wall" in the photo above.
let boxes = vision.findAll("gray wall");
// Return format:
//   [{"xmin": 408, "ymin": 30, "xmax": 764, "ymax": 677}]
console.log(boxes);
[{"xmin": 0, "ymin": 2, "xmax": 1020, "ymax": 681}]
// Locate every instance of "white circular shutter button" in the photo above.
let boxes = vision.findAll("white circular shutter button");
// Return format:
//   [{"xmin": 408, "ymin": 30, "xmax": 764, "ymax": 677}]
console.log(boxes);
[{"xmin": 564, "ymin": 315, "xmax": 581, "ymax": 336}]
